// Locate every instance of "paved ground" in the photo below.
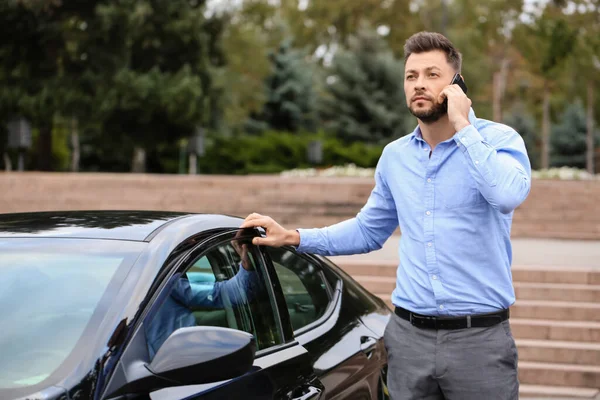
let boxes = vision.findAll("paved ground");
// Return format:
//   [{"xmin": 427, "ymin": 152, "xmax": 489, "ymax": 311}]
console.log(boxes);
[{"xmin": 329, "ymin": 236, "xmax": 600, "ymax": 269}]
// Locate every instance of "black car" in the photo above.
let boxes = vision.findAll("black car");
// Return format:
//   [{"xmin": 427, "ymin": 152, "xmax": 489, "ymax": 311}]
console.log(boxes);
[{"xmin": 0, "ymin": 211, "xmax": 391, "ymax": 400}]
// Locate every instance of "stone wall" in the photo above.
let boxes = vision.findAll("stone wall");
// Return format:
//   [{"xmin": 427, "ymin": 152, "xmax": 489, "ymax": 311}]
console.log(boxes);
[{"xmin": 0, "ymin": 172, "xmax": 598, "ymax": 240}]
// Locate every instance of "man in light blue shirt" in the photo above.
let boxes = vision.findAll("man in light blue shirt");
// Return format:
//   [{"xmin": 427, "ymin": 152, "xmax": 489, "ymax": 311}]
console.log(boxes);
[{"xmin": 242, "ymin": 31, "xmax": 530, "ymax": 400}]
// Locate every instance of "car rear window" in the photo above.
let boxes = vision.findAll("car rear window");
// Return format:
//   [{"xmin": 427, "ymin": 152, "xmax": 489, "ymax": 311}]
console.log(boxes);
[{"xmin": 0, "ymin": 238, "xmax": 143, "ymax": 390}]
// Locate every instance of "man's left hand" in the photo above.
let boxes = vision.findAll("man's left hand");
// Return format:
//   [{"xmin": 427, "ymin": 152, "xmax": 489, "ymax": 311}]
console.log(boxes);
[{"xmin": 438, "ymin": 84, "xmax": 471, "ymax": 132}]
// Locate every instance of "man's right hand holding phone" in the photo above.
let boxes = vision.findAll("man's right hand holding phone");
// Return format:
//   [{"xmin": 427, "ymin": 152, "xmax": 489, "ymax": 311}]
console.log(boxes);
[{"xmin": 438, "ymin": 75, "xmax": 472, "ymax": 133}]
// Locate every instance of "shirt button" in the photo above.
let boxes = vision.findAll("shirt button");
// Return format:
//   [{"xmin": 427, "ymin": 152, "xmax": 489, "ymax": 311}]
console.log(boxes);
[
  {"xmin": 475, "ymin": 160, "xmax": 479, "ymax": 165},
  {"xmin": 457, "ymin": 142, "xmax": 461, "ymax": 147},
  {"xmin": 426, "ymin": 211, "xmax": 431, "ymax": 216},
  {"xmin": 427, "ymin": 242, "xmax": 433, "ymax": 247},
  {"xmin": 427, "ymin": 178, "xmax": 432, "ymax": 183},
  {"xmin": 439, "ymin": 305, "xmax": 445, "ymax": 310},
  {"xmin": 432, "ymin": 275, "xmax": 437, "ymax": 280}
]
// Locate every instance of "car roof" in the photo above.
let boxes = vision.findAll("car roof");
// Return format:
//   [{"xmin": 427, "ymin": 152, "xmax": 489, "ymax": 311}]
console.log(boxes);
[{"xmin": 0, "ymin": 211, "xmax": 238, "ymax": 242}]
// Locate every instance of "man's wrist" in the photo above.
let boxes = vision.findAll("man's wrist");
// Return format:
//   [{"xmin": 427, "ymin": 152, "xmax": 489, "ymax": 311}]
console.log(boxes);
[
  {"xmin": 286, "ymin": 229, "xmax": 301, "ymax": 246},
  {"xmin": 453, "ymin": 118, "xmax": 470, "ymax": 133}
]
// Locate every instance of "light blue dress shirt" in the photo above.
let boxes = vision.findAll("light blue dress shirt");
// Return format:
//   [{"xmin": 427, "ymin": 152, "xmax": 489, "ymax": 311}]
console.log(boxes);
[{"xmin": 297, "ymin": 109, "xmax": 531, "ymax": 316}]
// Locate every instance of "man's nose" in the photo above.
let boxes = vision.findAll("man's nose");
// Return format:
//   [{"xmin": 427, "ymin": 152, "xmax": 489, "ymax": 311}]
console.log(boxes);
[{"xmin": 414, "ymin": 77, "xmax": 426, "ymax": 91}]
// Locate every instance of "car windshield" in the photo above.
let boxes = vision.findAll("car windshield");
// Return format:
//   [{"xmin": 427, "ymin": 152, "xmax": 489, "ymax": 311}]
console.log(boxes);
[{"xmin": 0, "ymin": 238, "xmax": 144, "ymax": 390}]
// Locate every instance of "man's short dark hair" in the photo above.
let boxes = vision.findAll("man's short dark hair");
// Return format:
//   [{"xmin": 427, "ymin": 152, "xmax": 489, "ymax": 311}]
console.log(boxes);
[{"xmin": 404, "ymin": 32, "xmax": 462, "ymax": 72}]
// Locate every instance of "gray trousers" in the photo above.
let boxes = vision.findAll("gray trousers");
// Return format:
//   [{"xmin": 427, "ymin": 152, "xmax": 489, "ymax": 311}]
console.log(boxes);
[{"xmin": 384, "ymin": 312, "xmax": 519, "ymax": 400}]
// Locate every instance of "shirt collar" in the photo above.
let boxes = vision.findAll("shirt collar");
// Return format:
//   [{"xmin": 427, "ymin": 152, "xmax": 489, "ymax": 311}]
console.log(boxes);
[{"xmin": 409, "ymin": 108, "xmax": 477, "ymax": 143}]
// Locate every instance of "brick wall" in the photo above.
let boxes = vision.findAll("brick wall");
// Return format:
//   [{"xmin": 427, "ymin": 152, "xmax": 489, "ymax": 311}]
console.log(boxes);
[{"xmin": 0, "ymin": 173, "xmax": 598, "ymax": 240}]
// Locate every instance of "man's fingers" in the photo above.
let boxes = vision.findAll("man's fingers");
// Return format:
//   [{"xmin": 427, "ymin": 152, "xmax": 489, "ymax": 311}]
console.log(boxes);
[
  {"xmin": 437, "ymin": 88, "xmax": 449, "ymax": 103},
  {"xmin": 252, "ymin": 237, "xmax": 269, "ymax": 246},
  {"xmin": 241, "ymin": 216, "xmax": 273, "ymax": 229},
  {"xmin": 244, "ymin": 213, "xmax": 264, "ymax": 222}
]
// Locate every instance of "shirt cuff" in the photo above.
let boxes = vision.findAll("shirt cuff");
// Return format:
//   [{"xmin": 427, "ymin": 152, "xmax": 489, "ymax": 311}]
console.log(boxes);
[
  {"xmin": 296, "ymin": 228, "xmax": 319, "ymax": 253},
  {"xmin": 453, "ymin": 124, "xmax": 484, "ymax": 151}
]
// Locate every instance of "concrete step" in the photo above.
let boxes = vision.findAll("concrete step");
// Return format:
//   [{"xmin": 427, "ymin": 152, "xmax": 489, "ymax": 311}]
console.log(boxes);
[
  {"xmin": 512, "ymin": 300, "xmax": 600, "ymax": 322},
  {"xmin": 520, "ymin": 384, "xmax": 600, "ymax": 399},
  {"xmin": 516, "ymin": 339, "xmax": 600, "ymax": 366},
  {"xmin": 373, "ymin": 296, "xmax": 600, "ymax": 343},
  {"xmin": 515, "ymin": 282, "xmax": 600, "ymax": 303},
  {"xmin": 519, "ymin": 361, "xmax": 600, "ymax": 388},
  {"xmin": 339, "ymin": 261, "xmax": 600, "ymax": 285},
  {"xmin": 359, "ymin": 279, "xmax": 600, "ymax": 304},
  {"xmin": 510, "ymin": 319, "xmax": 600, "ymax": 343},
  {"xmin": 339, "ymin": 260, "xmax": 397, "ymax": 278},
  {"xmin": 511, "ymin": 266, "xmax": 600, "ymax": 285}
]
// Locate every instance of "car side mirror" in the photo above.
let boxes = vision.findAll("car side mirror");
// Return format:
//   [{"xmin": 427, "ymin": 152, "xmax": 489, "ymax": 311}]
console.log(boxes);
[
  {"xmin": 149, "ymin": 326, "xmax": 255, "ymax": 382},
  {"xmin": 106, "ymin": 326, "xmax": 256, "ymax": 397}
]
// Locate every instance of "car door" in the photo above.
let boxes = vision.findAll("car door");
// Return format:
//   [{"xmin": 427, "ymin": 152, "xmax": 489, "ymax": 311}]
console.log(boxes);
[
  {"xmin": 130, "ymin": 230, "xmax": 325, "ymax": 400},
  {"xmin": 262, "ymin": 247, "xmax": 386, "ymax": 400}
]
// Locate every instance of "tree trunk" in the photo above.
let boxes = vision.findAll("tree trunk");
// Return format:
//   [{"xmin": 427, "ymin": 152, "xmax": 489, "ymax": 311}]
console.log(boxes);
[
  {"xmin": 36, "ymin": 124, "xmax": 53, "ymax": 171},
  {"xmin": 132, "ymin": 146, "xmax": 146, "ymax": 173},
  {"xmin": 541, "ymin": 86, "xmax": 551, "ymax": 170},
  {"xmin": 3, "ymin": 153, "xmax": 11, "ymax": 172},
  {"xmin": 586, "ymin": 84, "xmax": 595, "ymax": 174},
  {"xmin": 188, "ymin": 153, "xmax": 198, "ymax": 175},
  {"xmin": 70, "ymin": 117, "xmax": 80, "ymax": 172},
  {"xmin": 493, "ymin": 58, "xmax": 510, "ymax": 122}
]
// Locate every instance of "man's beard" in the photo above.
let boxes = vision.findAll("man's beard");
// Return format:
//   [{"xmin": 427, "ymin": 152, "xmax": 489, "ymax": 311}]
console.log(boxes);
[{"xmin": 408, "ymin": 99, "xmax": 448, "ymax": 124}]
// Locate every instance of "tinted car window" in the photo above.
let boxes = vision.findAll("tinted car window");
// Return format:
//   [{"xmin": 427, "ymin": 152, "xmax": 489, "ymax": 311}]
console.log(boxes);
[
  {"xmin": 266, "ymin": 248, "xmax": 331, "ymax": 332},
  {"xmin": 0, "ymin": 239, "xmax": 143, "ymax": 390},
  {"xmin": 145, "ymin": 238, "xmax": 282, "ymax": 360}
]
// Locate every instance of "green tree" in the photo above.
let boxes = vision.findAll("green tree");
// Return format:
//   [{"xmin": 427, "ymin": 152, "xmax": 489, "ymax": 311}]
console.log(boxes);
[
  {"xmin": 0, "ymin": 0, "xmax": 76, "ymax": 171},
  {"xmin": 513, "ymin": 4, "xmax": 578, "ymax": 169},
  {"xmin": 320, "ymin": 27, "xmax": 410, "ymax": 143},
  {"xmin": 216, "ymin": 16, "xmax": 271, "ymax": 132},
  {"xmin": 504, "ymin": 107, "xmax": 540, "ymax": 169},
  {"xmin": 247, "ymin": 37, "xmax": 318, "ymax": 133},
  {"xmin": 94, "ymin": 0, "xmax": 225, "ymax": 172},
  {"xmin": 563, "ymin": 0, "xmax": 600, "ymax": 173},
  {"xmin": 551, "ymin": 100, "xmax": 591, "ymax": 168}
]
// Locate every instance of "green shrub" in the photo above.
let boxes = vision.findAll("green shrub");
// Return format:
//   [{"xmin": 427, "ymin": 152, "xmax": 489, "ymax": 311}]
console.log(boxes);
[{"xmin": 197, "ymin": 131, "xmax": 384, "ymax": 175}]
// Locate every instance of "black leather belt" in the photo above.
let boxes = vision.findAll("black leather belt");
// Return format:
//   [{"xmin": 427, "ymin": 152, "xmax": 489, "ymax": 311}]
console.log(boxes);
[{"xmin": 395, "ymin": 306, "xmax": 509, "ymax": 330}]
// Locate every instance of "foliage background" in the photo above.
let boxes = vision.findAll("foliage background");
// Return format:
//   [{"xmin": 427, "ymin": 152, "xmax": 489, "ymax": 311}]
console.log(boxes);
[{"xmin": 0, "ymin": 0, "xmax": 598, "ymax": 174}]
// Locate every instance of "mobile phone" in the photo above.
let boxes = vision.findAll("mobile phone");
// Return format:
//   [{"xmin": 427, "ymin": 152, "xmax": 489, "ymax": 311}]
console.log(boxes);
[{"xmin": 450, "ymin": 73, "xmax": 468, "ymax": 94}]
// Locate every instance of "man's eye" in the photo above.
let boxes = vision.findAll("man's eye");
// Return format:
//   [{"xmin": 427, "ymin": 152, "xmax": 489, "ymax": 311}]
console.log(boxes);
[
  {"xmin": 429, "ymin": 73, "xmax": 438, "ymax": 77},
  {"xmin": 406, "ymin": 75, "xmax": 415, "ymax": 80}
]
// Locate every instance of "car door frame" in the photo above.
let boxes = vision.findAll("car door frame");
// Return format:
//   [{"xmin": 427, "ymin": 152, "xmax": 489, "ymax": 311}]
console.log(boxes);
[{"xmin": 260, "ymin": 247, "xmax": 388, "ymax": 400}]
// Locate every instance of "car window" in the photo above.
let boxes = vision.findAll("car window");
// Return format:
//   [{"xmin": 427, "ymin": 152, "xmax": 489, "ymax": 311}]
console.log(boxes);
[
  {"xmin": 265, "ymin": 248, "xmax": 331, "ymax": 332},
  {"xmin": 0, "ymin": 239, "xmax": 143, "ymax": 390},
  {"xmin": 145, "ymin": 238, "xmax": 282, "ymax": 360}
]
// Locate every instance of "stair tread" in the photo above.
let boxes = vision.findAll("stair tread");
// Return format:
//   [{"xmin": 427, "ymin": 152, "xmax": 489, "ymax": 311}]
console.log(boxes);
[
  {"xmin": 520, "ymin": 384, "xmax": 599, "ymax": 397},
  {"xmin": 372, "ymin": 297, "xmax": 600, "ymax": 326},
  {"xmin": 519, "ymin": 361, "xmax": 600, "ymax": 372},
  {"xmin": 515, "ymin": 299, "xmax": 600, "ymax": 308},
  {"xmin": 514, "ymin": 282, "xmax": 600, "ymax": 290},
  {"xmin": 516, "ymin": 339, "xmax": 600, "ymax": 350},
  {"xmin": 510, "ymin": 318, "xmax": 600, "ymax": 328},
  {"xmin": 512, "ymin": 265, "xmax": 600, "ymax": 272},
  {"xmin": 360, "ymin": 280, "xmax": 600, "ymax": 289},
  {"xmin": 340, "ymin": 260, "xmax": 599, "ymax": 273}
]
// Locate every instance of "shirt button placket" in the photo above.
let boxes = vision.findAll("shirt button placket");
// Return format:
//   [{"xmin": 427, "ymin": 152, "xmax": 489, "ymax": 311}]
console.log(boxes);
[{"xmin": 424, "ymin": 148, "xmax": 441, "ymax": 308}]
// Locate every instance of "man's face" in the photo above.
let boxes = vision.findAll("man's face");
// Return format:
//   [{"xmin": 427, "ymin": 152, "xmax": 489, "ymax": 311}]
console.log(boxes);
[{"xmin": 404, "ymin": 50, "xmax": 456, "ymax": 123}]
